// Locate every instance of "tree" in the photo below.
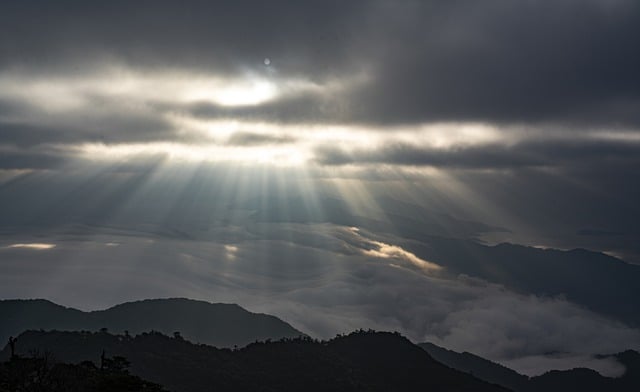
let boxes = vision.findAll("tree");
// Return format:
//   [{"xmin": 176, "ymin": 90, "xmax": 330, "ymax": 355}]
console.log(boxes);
[{"xmin": 8, "ymin": 336, "xmax": 17, "ymax": 359}]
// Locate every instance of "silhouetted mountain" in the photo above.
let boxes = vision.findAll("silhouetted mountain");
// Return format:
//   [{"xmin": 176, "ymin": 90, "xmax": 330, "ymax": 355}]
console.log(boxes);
[
  {"xmin": 1, "ymin": 330, "xmax": 510, "ymax": 392},
  {"xmin": 0, "ymin": 298, "xmax": 303, "ymax": 348},
  {"xmin": 419, "ymin": 341, "xmax": 640, "ymax": 392},
  {"xmin": 406, "ymin": 239, "xmax": 640, "ymax": 326}
]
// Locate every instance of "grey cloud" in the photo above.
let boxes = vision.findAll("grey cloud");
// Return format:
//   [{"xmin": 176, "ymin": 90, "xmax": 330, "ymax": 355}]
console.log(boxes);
[{"xmin": 577, "ymin": 228, "xmax": 625, "ymax": 237}]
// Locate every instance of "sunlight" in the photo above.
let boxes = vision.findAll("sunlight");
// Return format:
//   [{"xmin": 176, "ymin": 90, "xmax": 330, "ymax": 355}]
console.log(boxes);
[
  {"xmin": 71, "ymin": 123, "xmax": 507, "ymax": 169},
  {"xmin": 77, "ymin": 142, "xmax": 310, "ymax": 166},
  {"xmin": 347, "ymin": 227, "xmax": 442, "ymax": 272},
  {"xmin": 362, "ymin": 240, "xmax": 442, "ymax": 272},
  {"xmin": 224, "ymin": 245, "xmax": 239, "ymax": 260}
]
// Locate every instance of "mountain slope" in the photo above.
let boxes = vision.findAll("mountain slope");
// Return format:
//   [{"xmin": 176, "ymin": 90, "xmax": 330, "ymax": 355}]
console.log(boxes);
[
  {"xmin": 0, "ymin": 298, "xmax": 303, "ymax": 348},
  {"xmin": 419, "ymin": 342, "xmax": 529, "ymax": 391},
  {"xmin": 2, "ymin": 330, "xmax": 510, "ymax": 392},
  {"xmin": 405, "ymin": 239, "xmax": 640, "ymax": 326}
]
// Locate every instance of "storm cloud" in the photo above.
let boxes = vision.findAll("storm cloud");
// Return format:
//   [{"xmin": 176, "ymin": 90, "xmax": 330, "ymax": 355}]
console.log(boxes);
[
  {"xmin": 314, "ymin": 137, "xmax": 640, "ymax": 169},
  {"xmin": 1, "ymin": 0, "xmax": 640, "ymax": 126}
]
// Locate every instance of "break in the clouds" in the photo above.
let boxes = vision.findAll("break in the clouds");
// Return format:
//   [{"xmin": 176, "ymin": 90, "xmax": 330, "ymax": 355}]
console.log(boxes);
[
  {"xmin": 1, "ymin": 0, "xmax": 640, "ymax": 168},
  {"xmin": 1, "ymin": 0, "xmax": 640, "ymax": 377}
]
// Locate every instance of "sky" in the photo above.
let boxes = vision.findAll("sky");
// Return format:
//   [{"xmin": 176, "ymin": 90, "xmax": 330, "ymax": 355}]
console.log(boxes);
[{"xmin": 1, "ymin": 0, "xmax": 640, "ymax": 377}]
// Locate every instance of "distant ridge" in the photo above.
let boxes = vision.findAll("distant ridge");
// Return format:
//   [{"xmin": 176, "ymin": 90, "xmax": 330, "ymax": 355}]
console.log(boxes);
[
  {"xmin": 419, "ymin": 341, "xmax": 640, "ymax": 392},
  {"xmin": 406, "ymin": 239, "xmax": 640, "ymax": 326},
  {"xmin": 0, "ymin": 298, "xmax": 304, "ymax": 348}
]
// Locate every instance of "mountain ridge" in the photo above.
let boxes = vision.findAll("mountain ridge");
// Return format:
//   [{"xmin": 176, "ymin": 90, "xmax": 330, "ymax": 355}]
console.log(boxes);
[
  {"xmin": 0, "ymin": 297, "xmax": 304, "ymax": 348},
  {"xmin": 1, "ymin": 329, "xmax": 510, "ymax": 392}
]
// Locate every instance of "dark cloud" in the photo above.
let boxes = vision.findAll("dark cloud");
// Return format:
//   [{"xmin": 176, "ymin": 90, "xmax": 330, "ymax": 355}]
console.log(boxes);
[
  {"xmin": 1, "ymin": 1, "xmax": 639, "ymax": 126},
  {"xmin": 349, "ymin": 0, "xmax": 640, "ymax": 126},
  {"xmin": 0, "ymin": 0, "xmax": 364, "ymax": 78},
  {"xmin": 577, "ymin": 229, "xmax": 625, "ymax": 237}
]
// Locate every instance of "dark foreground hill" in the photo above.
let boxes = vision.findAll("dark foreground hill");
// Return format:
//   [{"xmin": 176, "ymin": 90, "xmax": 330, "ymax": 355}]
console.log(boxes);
[
  {"xmin": 1, "ymin": 355, "xmax": 168, "ymax": 392},
  {"xmin": 0, "ymin": 298, "xmax": 303, "ymax": 348},
  {"xmin": 419, "ymin": 341, "xmax": 640, "ymax": 392},
  {"xmin": 1, "ymin": 330, "xmax": 509, "ymax": 392}
]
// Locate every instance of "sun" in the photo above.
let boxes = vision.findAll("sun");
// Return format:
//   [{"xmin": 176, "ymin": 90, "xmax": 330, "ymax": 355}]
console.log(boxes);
[{"xmin": 185, "ymin": 77, "xmax": 278, "ymax": 107}]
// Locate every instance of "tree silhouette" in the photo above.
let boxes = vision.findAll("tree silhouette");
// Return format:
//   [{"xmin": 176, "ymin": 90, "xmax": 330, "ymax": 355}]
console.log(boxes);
[{"xmin": 8, "ymin": 336, "xmax": 16, "ymax": 359}]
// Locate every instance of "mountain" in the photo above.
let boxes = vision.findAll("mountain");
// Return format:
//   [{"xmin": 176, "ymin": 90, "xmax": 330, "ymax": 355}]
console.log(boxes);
[
  {"xmin": 419, "ymin": 342, "xmax": 529, "ymax": 391},
  {"xmin": 0, "ymin": 298, "xmax": 303, "ymax": 348},
  {"xmin": 419, "ymin": 341, "xmax": 640, "ymax": 392},
  {"xmin": 1, "ymin": 329, "xmax": 510, "ymax": 392},
  {"xmin": 405, "ymin": 239, "xmax": 640, "ymax": 326}
]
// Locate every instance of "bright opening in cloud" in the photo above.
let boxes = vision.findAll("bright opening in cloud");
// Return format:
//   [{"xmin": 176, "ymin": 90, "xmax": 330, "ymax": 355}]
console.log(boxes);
[
  {"xmin": 7, "ymin": 243, "xmax": 56, "ymax": 250},
  {"xmin": 225, "ymin": 245, "xmax": 239, "ymax": 260},
  {"xmin": 362, "ymin": 240, "xmax": 442, "ymax": 272},
  {"xmin": 184, "ymin": 78, "xmax": 278, "ymax": 107}
]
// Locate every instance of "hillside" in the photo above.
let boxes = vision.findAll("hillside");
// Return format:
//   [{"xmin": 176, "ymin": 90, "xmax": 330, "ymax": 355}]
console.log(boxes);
[
  {"xmin": 420, "ymin": 342, "xmax": 529, "ymax": 391},
  {"xmin": 405, "ymin": 240, "xmax": 640, "ymax": 326},
  {"xmin": 1, "ymin": 330, "xmax": 509, "ymax": 392},
  {"xmin": 0, "ymin": 298, "xmax": 303, "ymax": 348}
]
